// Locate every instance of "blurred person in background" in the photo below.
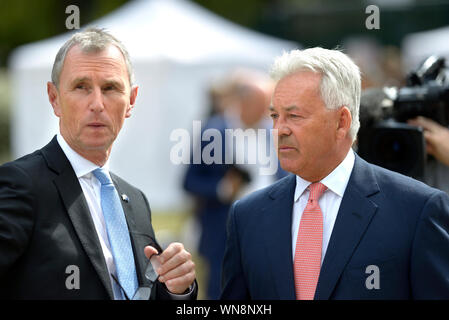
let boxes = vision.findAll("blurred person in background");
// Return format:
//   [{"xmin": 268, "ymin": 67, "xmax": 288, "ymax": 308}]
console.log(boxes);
[
  {"xmin": 409, "ymin": 116, "xmax": 449, "ymax": 167},
  {"xmin": 0, "ymin": 28, "xmax": 197, "ymax": 299},
  {"xmin": 409, "ymin": 116, "xmax": 449, "ymax": 194},
  {"xmin": 183, "ymin": 69, "xmax": 287, "ymax": 299}
]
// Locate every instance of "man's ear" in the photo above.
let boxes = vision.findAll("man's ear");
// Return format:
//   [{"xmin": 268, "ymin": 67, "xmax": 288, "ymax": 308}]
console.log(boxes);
[
  {"xmin": 336, "ymin": 106, "xmax": 352, "ymax": 139},
  {"xmin": 126, "ymin": 85, "xmax": 139, "ymax": 118},
  {"xmin": 47, "ymin": 82, "xmax": 61, "ymax": 117}
]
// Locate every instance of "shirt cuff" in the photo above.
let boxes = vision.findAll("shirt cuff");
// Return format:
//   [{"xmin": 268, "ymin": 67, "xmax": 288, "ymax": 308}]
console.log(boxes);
[{"xmin": 165, "ymin": 281, "xmax": 197, "ymax": 300}]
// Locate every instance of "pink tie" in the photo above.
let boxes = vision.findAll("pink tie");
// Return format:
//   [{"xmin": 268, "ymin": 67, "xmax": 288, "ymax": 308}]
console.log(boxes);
[{"xmin": 294, "ymin": 182, "xmax": 327, "ymax": 300}]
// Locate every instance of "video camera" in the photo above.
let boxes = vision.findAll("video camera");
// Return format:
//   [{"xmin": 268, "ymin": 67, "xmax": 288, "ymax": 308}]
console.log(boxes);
[{"xmin": 357, "ymin": 55, "xmax": 449, "ymax": 180}]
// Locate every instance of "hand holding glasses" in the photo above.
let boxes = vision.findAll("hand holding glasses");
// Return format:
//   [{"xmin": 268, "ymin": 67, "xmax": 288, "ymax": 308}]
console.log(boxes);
[
  {"xmin": 131, "ymin": 254, "xmax": 161, "ymax": 300},
  {"xmin": 112, "ymin": 254, "xmax": 160, "ymax": 300}
]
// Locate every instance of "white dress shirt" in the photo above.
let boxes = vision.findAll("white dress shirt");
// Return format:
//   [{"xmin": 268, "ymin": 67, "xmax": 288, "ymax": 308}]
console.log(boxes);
[
  {"xmin": 56, "ymin": 134, "xmax": 123, "ymax": 299},
  {"xmin": 292, "ymin": 148, "xmax": 355, "ymax": 264}
]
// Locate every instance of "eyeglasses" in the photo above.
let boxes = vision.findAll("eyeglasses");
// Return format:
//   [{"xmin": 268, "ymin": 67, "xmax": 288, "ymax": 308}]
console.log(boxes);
[{"xmin": 111, "ymin": 259, "xmax": 159, "ymax": 300}]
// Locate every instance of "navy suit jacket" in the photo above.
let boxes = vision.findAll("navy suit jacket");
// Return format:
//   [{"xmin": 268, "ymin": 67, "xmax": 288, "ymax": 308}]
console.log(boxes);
[{"xmin": 220, "ymin": 154, "xmax": 449, "ymax": 299}]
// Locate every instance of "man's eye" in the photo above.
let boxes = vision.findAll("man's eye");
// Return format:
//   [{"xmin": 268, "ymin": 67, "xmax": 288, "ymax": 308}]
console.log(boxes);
[
  {"xmin": 75, "ymin": 84, "xmax": 85, "ymax": 89},
  {"xmin": 103, "ymin": 85, "xmax": 120, "ymax": 92},
  {"xmin": 270, "ymin": 113, "xmax": 279, "ymax": 119}
]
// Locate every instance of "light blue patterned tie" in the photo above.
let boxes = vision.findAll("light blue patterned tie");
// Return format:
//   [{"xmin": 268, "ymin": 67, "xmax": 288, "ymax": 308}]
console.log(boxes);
[{"xmin": 93, "ymin": 168, "xmax": 138, "ymax": 300}]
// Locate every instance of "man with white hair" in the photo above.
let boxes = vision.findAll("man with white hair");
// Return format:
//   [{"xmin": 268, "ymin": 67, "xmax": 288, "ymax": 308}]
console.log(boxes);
[{"xmin": 220, "ymin": 47, "xmax": 449, "ymax": 299}]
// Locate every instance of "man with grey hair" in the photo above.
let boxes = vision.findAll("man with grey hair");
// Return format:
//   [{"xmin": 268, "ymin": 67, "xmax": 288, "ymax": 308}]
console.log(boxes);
[
  {"xmin": 220, "ymin": 47, "xmax": 449, "ymax": 299},
  {"xmin": 0, "ymin": 28, "xmax": 197, "ymax": 300}
]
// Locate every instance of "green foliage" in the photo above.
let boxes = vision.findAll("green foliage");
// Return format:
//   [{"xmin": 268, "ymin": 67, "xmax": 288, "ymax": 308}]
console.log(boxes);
[
  {"xmin": 193, "ymin": 0, "xmax": 269, "ymax": 27},
  {"xmin": 0, "ymin": 0, "xmax": 129, "ymax": 67}
]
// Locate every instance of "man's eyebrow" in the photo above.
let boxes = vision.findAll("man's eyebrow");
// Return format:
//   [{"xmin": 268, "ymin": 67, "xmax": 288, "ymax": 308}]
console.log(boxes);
[
  {"xmin": 285, "ymin": 105, "xmax": 299, "ymax": 111},
  {"xmin": 70, "ymin": 77, "xmax": 124, "ymax": 88},
  {"xmin": 71, "ymin": 76, "xmax": 90, "ymax": 84},
  {"xmin": 103, "ymin": 79, "xmax": 124, "ymax": 88},
  {"xmin": 269, "ymin": 105, "xmax": 299, "ymax": 112}
]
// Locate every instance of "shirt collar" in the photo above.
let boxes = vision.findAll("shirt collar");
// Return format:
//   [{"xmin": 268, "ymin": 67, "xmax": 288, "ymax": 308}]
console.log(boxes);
[
  {"xmin": 56, "ymin": 134, "xmax": 110, "ymax": 178},
  {"xmin": 294, "ymin": 148, "xmax": 355, "ymax": 202}
]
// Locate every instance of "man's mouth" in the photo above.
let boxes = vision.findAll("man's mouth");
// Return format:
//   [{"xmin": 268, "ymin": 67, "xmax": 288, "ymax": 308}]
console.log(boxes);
[
  {"xmin": 279, "ymin": 145, "xmax": 296, "ymax": 151},
  {"xmin": 87, "ymin": 122, "xmax": 106, "ymax": 128}
]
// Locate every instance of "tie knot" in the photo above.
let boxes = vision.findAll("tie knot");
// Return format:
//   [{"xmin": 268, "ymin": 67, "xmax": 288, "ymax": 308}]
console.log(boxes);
[
  {"xmin": 93, "ymin": 168, "xmax": 113, "ymax": 186},
  {"xmin": 308, "ymin": 182, "xmax": 327, "ymax": 202}
]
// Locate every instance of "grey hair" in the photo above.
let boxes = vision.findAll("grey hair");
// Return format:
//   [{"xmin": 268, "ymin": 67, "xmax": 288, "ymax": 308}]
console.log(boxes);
[
  {"xmin": 51, "ymin": 27, "xmax": 135, "ymax": 88},
  {"xmin": 269, "ymin": 47, "xmax": 361, "ymax": 141}
]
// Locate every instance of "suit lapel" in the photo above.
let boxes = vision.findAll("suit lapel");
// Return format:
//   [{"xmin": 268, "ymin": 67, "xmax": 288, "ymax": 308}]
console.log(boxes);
[
  {"xmin": 42, "ymin": 137, "xmax": 114, "ymax": 299},
  {"xmin": 315, "ymin": 155, "xmax": 380, "ymax": 300},
  {"xmin": 261, "ymin": 174, "xmax": 297, "ymax": 300}
]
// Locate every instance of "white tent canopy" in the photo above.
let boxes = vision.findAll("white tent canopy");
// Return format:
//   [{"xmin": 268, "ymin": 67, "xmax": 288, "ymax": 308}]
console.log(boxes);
[
  {"xmin": 402, "ymin": 25, "xmax": 449, "ymax": 72},
  {"xmin": 9, "ymin": 0, "xmax": 297, "ymax": 212}
]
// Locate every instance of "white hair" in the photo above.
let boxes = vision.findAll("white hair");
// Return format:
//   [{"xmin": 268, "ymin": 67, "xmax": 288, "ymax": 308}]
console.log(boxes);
[
  {"xmin": 269, "ymin": 47, "xmax": 361, "ymax": 141},
  {"xmin": 51, "ymin": 27, "xmax": 134, "ymax": 88}
]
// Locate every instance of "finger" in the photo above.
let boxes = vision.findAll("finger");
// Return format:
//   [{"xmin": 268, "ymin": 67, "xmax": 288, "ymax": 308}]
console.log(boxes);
[
  {"xmin": 407, "ymin": 118, "xmax": 423, "ymax": 128},
  {"xmin": 423, "ymin": 130, "xmax": 439, "ymax": 145},
  {"xmin": 144, "ymin": 245, "xmax": 159, "ymax": 259},
  {"xmin": 164, "ymin": 270, "xmax": 196, "ymax": 295},
  {"xmin": 159, "ymin": 249, "xmax": 192, "ymax": 276},
  {"xmin": 423, "ymin": 132, "xmax": 436, "ymax": 154},
  {"xmin": 408, "ymin": 116, "xmax": 440, "ymax": 132},
  {"xmin": 158, "ymin": 242, "xmax": 184, "ymax": 265},
  {"xmin": 159, "ymin": 260, "xmax": 195, "ymax": 283}
]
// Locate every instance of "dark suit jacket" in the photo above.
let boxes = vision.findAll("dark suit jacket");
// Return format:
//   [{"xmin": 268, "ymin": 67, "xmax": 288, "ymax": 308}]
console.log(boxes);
[
  {"xmin": 0, "ymin": 137, "xmax": 197, "ymax": 300},
  {"xmin": 220, "ymin": 153, "xmax": 449, "ymax": 299}
]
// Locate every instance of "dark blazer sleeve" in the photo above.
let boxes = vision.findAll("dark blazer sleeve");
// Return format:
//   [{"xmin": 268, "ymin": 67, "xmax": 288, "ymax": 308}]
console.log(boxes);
[
  {"xmin": 220, "ymin": 200, "xmax": 250, "ymax": 300},
  {"xmin": 183, "ymin": 136, "xmax": 231, "ymax": 201},
  {"xmin": 410, "ymin": 190, "xmax": 449, "ymax": 299},
  {"xmin": 0, "ymin": 163, "xmax": 34, "ymax": 279},
  {"xmin": 183, "ymin": 115, "xmax": 236, "ymax": 202}
]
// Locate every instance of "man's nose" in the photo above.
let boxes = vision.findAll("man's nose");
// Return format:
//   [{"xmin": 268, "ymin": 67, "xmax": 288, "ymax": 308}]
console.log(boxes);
[
  {"xmin": 89, "ymin": 87, "xmax": 105, "ymax": 113},
  {"xmin": 274, "ymin": 118, "xmax": 291, "ymax": 136}
]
